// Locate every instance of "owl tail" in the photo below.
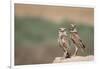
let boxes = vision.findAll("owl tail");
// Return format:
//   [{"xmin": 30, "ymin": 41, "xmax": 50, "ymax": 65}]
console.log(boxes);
[
  {"xmin": 82, "ymin": 43, "xmax": 85, "ymax": 49},
  {"xmin": 80, "ymin": 40, "xmax": 85, "ymax": 49}
]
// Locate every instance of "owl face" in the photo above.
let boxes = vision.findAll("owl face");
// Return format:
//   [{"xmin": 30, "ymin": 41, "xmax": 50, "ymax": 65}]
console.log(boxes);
[
  {"xmin": 58, "ymin": 28, "xmax": 66, "ymax": 32},
  {"xmin": 69, "ymin": 24, "xmax": 77, "ymax": 33},
  {"xmin": 70, "ymin": 24, "xmax": 76, "ymax": 31}
]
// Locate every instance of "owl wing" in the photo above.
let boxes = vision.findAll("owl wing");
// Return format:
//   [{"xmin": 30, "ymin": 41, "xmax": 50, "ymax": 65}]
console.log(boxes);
[{"xmin": 74, "ymin": 33, "xmax": 85, "ymax": 48}]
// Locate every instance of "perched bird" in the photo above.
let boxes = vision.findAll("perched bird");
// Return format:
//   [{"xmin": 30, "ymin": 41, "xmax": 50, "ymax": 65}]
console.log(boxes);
[
  {"xmin": 69, "ymin": 24, "xmax": 85, "ymax": 56},
  {"xmin": 58, "ymin": 28, "xmax": 70, "ymax": 58}
]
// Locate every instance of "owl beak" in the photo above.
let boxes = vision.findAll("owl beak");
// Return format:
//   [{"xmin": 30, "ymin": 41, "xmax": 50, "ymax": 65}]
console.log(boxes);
[{"xmin": 61, "ymin": 30, "xmax": 64, "ymax": 32}]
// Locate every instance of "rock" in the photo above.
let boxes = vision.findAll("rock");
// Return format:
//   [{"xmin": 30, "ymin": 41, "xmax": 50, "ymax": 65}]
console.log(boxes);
[{"xmin": 53, "ymin": 55, "xmax": 94, "ymax": 63}]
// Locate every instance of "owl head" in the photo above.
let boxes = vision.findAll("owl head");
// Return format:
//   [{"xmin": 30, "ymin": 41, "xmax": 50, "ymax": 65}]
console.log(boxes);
[
  {"xmin": 70, "ymin": 24, "xmax": 77, "ymax": 32},
  {"xmin": 58, "ymin": 28, "xmax": 66, "ymax": 33}
]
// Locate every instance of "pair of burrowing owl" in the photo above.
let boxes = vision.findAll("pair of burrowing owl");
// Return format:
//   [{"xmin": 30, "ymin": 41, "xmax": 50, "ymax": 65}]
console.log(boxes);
[{"xmin": 58, "ymin": 24, "xmax": 85, "ymax": 58}]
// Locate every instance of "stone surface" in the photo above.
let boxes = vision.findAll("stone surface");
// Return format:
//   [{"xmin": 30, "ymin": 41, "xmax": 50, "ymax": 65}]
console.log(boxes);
[{"xmin": 53, "ymin": 55, "xmax": 94, "ymax": 63}]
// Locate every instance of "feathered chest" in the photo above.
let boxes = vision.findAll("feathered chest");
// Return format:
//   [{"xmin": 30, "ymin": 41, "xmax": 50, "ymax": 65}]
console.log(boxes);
[
  {"xmin": 58, "ymin": 32, "xmax": 68, "ymax": 44},
  {"xmin": 70, "ymin": 32, "xmax": 80, "ymax": 43}
]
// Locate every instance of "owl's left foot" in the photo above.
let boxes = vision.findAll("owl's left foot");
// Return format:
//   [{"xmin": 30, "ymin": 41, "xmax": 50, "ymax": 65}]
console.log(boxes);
[{"xmin": 65, "ymin": 52, "xmax": 71, "ymax": 58}]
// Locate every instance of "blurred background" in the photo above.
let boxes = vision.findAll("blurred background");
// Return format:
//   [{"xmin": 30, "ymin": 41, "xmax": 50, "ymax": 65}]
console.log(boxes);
[{"xmin": 15, "ymin": 4, "xmax": 94, "ymax": 65}]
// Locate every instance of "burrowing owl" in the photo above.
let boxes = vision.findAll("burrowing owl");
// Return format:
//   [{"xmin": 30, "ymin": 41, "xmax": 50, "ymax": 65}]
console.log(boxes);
[
  {"xmin": 69, "ymin": 24, "xmax": 85, "ymax": 56},
  {"xmin": 58, "ymin": 28, "xmax": 70, "ymax": 58}
]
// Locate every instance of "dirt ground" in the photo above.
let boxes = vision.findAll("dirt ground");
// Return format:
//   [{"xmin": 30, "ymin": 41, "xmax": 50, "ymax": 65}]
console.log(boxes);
[
  {"xmin": 15, "ymin": 45, "xmax": 93, "ymax": 65},
  {"xmin": 15, "ymin": 46, "xmax": 63, "ymax": 65}
]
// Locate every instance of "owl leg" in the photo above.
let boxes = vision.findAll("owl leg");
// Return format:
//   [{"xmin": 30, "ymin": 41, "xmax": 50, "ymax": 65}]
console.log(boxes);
[
  {"xmin": 63, "ymin": 51, "xmax": 67, "ymax": 57},
  {"xmin": 73, "ymin": 46, "xmax": 78, "ymax": 56},
  {"xmin": 65, "ymin": 51, "xmax": 71, "ymax": 58},
  {"xmin": 63, "ymin": 47, "xmax": 67, "ymax": 57},
  {"xmin": 63, "ymin": 48, "xmax": 70, "ymax": 58},
  {"xmin": 60, "ymin": 45, "xmax": 66, "ymax": 52}
]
